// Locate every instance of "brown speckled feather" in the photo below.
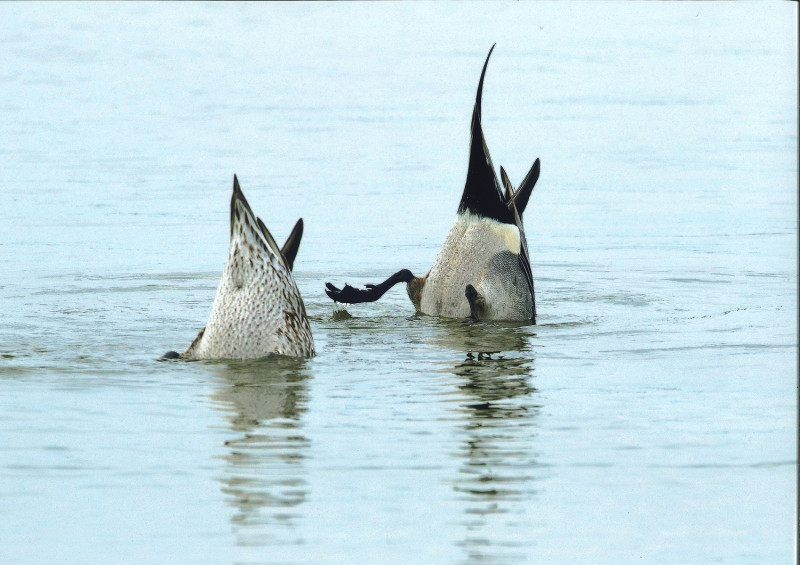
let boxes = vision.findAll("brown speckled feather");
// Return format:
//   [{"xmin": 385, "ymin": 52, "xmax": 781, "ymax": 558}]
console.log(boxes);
[{"xmin": 182, "ymin": 176, "xmax": 314, "ymax": 359}]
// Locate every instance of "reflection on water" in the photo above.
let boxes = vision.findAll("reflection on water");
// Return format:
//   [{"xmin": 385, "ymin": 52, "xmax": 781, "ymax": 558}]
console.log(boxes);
[
  {"xmin": 436, "ymin": 321, "xmax": 540, "ymax": 564},
  {"xmin": 0, "ymin": 3, "xmax": 793, "ymax": 562},
  {"xmin": 428, "ymin": 317, "xmax": 535, "ymax": 356},
  {"xmin": 209, "ymin": 357, "xmax": 311, "ymax": 548}
]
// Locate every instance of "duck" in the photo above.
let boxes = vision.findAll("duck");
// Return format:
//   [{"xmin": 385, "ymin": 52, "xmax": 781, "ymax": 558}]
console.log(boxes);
[
  {"xmin": 325, "ymin": 45, "xmax": 540, "ymax": 323},
  {"xmin": 163, "ymin": 175, "xmax": 315, "ymax": 359}
]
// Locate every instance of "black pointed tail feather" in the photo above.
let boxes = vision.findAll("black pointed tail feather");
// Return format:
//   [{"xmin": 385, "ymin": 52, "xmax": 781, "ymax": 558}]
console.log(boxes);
[
  {"xmin": 281, "ymin": 218, "xmax": 304, "ymax": 272},
  {"xmin": 325, "ymin": 269, "xmax": 414, "ymax": 304},
  {"xmin": 457, "ymin": 44, "xmax": 515, "ymax": 225},
  {"xmin": 500, "ymin": 166, "xmax": 513, "ymax": 200},
  {"xmin": 501, "ymin": 158, "xmax": 540, "ymax": 219},
  {"xmin": 512, "ymin": 158, "xmax": 540, "ymax": 217}
]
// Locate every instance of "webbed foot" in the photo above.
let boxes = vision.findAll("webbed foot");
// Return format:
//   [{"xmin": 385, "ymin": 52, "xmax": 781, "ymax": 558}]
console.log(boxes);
[
  {"xmin": 325, "ymin": 269, "xmax": 415, "ymax": 305},
  {"xmin": 325, "ymin": 282, "xmax": 378, "ymax": 304}
]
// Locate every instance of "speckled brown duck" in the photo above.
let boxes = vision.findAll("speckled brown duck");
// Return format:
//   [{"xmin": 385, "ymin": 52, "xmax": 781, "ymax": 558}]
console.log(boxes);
[{"xmin": 164, "ymin": 176, "xmax": 314, "ymax": 359}]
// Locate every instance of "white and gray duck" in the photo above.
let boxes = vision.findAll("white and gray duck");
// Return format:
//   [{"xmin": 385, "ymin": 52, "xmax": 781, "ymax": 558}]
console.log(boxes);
[
  {"xmin": 325, "ymin": 45, "xmax": 540, "ymax": 323},
  {"xmin": 164, "ymin": 175, "xmax": 314, "ymax": 359}
]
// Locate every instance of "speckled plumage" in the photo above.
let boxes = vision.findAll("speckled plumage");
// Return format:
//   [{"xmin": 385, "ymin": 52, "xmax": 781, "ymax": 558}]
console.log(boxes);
[{"xmin": 181, "ymin": 177, "xmax": 314, "ymax": 359}]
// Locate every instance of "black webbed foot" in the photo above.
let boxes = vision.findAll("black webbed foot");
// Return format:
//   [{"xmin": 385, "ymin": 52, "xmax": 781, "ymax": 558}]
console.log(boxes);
[
  {"xmin": 325, "ymin": 269, "xmax": 415, "ymax": 305},
  {"xmin": 324, "ymin": 281, "xmax": 381, "ymax": 304}
]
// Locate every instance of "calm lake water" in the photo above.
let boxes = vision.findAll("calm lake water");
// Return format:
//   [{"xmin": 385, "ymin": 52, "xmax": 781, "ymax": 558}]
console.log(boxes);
[{"xmin": 0, "ymin": 3, "xmax": 796, "ymax": 564}]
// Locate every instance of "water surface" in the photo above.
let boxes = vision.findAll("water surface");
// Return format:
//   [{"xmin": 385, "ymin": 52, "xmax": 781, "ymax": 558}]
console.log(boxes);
[{"xmin": 0, "ymin": 3, "xmax": 796, "ymax": 564}]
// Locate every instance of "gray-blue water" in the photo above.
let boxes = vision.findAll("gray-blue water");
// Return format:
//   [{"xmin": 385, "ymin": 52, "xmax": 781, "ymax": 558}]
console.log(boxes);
[{"xmin": 1, "ymin": 3, "xmax": 796, "ymax": 564}]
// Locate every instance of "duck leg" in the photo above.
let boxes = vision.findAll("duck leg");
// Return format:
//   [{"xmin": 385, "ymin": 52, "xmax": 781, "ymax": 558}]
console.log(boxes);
[
  {"xmin": 325, "ymin": 269, "xmax": 415, "ymax": 304},
  {"xmin": 465, "ymin": 284, "xmax": 485, "ymax": 321}
]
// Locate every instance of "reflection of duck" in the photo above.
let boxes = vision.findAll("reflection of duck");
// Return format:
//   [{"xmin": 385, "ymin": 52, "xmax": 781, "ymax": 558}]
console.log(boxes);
[
  {"xmin": 446, "ymin": 349, "xmax": 540, "ymax": 562},
  {"xmin": 326, "ymin": 45, "xmax": 540, "ymax": 323},
  {"xmin": 450, "ymin": 353, "xmax": 536, "ymax": 426},
  {"xmin": 429, "ymin": 316, "xmax": 533, "ymax": 358},
  {"xmin": 210, "ymin": 358, "xmax": 310, "ymax": 541},
  {"xmin": 165, "ymin": 175, "xmax": 314, "ymax": 360}
]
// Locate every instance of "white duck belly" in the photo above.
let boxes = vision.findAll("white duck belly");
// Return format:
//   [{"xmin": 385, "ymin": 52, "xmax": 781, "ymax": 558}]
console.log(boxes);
[{"xmin": 420, "ymin": 211, "xmax": 532, "ymax": 321}]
